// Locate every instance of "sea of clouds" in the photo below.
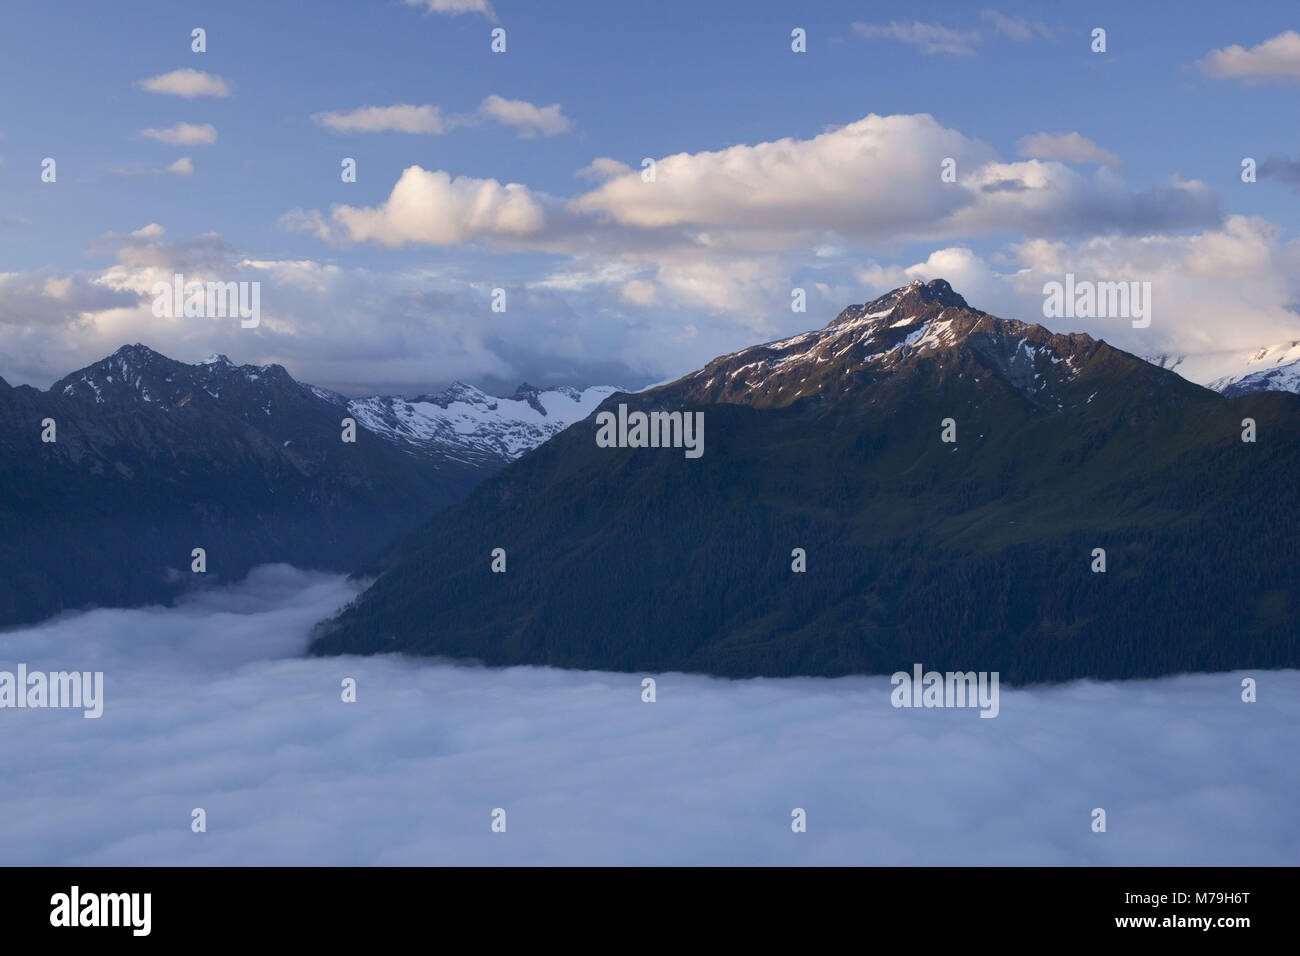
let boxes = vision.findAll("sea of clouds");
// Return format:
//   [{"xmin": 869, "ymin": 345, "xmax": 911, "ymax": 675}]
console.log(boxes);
[{"xmin": 1, "ymin": 564, "xmax": 1296, "ymax": 866}]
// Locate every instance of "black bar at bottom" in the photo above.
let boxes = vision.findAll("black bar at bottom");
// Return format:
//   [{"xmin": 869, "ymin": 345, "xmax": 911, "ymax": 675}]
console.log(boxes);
[{"xmin": 0, "ymin": 866, "xmax": 1283, "ymax": 941}]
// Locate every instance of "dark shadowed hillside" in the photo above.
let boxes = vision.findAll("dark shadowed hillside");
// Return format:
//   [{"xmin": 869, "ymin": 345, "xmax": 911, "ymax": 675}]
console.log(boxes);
[
  {"xmin": 312, "ymin": 281, "xmax": 1300, "ymax": 682},
  {"xmin": 0, "ymin": 347, "xmax": 473, "ymax": 625}
]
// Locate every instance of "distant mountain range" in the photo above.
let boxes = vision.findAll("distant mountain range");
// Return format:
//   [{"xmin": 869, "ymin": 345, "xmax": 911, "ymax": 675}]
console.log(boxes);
[
  {"xmin": 0, "ymin": 344, "xmax": 614, "ymax": 626},
  {"xmin": 1148, "ymin": 341, "xmax": 1300, "ymax": 397},
  {"xmin": 313, "ymin": 279, "xmax": 1300, "ymax": 683}
]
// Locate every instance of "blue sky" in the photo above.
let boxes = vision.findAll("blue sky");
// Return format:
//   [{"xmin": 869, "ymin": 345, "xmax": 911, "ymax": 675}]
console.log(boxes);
[{"xmin": 3, "ymin": 0, "xmax": 1300, "ymax": 393}]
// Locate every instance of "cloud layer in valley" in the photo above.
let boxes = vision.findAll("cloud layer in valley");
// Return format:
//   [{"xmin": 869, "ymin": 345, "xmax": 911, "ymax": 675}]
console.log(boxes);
[{"xmin": 0, "ymin": 566, "xmax": 1295, "ymax": 866}]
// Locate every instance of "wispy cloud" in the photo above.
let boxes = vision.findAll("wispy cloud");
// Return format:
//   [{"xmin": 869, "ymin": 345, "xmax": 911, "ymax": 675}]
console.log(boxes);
[
  {"xmin": 312, "ymin": 98, "xmax": 573, "ymax": 138},
  {"xmin": 111, "ymin": 157, "xmax": 194, "ymax": 178},
  {"xmin": 1018, "ymin": 131, "xmax": 1121, "ymax": 167},
  {"xmin": 311, "ymin": 104, "xmax": 447, "ymax": 134},
  {"xmin": 137, "ymin": 68, "xmax": 230, "ymax": 98},
  {"xmin": 139, "ymin": 122, "xmax": 217, "ymax": 145},
  {"xmin": 852, "ymin": 11, "xmax": 1053, "ymax": 57},
  {"xmin": 980, "ymin": 9, "xmax": 1054, "ymax": 41},
  {"xmin": 575, "ymin": 157, "xmax": 633, "ymax": 182},
  {"xmin": 403, "ymin": 0, "xmax": 496, "ymax": 21},
  {"xmin": 852, "ymin": 20, "xmax": 980, "ymax": 57}
]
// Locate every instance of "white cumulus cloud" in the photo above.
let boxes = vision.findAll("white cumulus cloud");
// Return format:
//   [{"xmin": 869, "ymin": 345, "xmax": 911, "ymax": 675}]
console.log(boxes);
[
  {"xmin": 1198, "ymin": 30, "xmax": 1300, "ymax": 83},
  {"xmin": 328, "ymin": 165, "xmax": 546, "ymax": 247},
  {"xmin": 569, "ymin": 114, "xmax": 1216, "ymax": 241}
]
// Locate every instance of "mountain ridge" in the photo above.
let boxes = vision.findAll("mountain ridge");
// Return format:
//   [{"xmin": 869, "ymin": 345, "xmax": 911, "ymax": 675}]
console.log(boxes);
[
  {"xmin": 46, "ymin": 342, "xmax": 618, "ymax": 462},
  {"xmin": 0, "ymin": 344, "xmax": 616, "ymax": 626},
  {"xmin": 311, "ymin": 279, "xmax": 1300, "ymax": 683}
]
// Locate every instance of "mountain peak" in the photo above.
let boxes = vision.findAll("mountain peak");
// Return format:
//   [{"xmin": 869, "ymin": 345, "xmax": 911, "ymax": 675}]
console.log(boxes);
[
  {"xmin": 510, "ymin": 382, "xmax": 549, "ymax": 415},
  {"xmin": 829, "ymin": 277, "xmax": 971, "ymax": 329},
  {"xmin": 412, "ymin": 381, "xmax": 496, "ymax": 409},
  {"xmin": 51, "ymin": 343, "xmax": 312, "ymax": 409},
  {"xmin": 650, "ymin": 280, "xmax": 1124, "ymax": 410},
  {"xmin": 916, "ymin": 277, "xmax": 967, "ymax": 307},
  {"xmin": 110, "ymin": 343, "xmax": 166, "ymax": 362}
]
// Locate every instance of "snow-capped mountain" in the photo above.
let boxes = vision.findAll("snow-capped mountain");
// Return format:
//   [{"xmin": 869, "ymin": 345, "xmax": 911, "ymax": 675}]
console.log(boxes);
[
  {"xmin": 52, "ymin": 343, "xmax": 619, "ymax": 464},
  {"xmin": 658, "ymin": 278, "xmax": 1110, "ymax": 411},
  {"xmin": 52, "ymin": 346, "xmax": 350, "ymax": 450},
  {"xmin": 56, "ymin": 344, "xmax": 308, "ymax": 408},
  {"xmin": 1206, "ymin": 342, "xmax": 1300, "ymax": 397},
  {"xmin": 347, "ymin": 381, "xmax": 622, "ymax": 465},
  {"xmin": 1143, "ymin": 342, "xmax": 1300, "ymax": 396}
]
